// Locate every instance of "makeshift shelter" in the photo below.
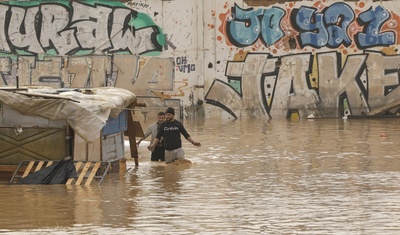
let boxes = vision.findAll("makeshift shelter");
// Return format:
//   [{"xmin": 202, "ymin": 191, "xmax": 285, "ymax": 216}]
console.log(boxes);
[{"xmin": 0, "ymin": 87, "xmax": 142, "ymax": 180}]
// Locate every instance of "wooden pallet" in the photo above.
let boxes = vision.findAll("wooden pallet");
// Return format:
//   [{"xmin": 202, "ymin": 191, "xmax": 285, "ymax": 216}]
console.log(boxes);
[{"xmin": 9, "ymin": 160, "xmax": 110, "ymax": 185}]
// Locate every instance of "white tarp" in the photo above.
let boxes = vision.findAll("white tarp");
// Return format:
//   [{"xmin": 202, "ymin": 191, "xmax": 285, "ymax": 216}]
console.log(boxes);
[{"xmin": 0, "ymin": 87, "xmax": 136, "ymax": 142}]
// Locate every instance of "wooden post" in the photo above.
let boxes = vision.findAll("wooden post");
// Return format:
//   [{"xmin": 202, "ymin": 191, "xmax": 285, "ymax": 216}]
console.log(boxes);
[
  {"xmin": 125, "ymin": 110, "xmax": 144, "ymax": 166},
  {"xmin": 129, "ymin": 136, "xmax": 139, "ymax": 166},
  {"xmin": 119, "ymin": 158, "xmax": 127, "ymax": 172}
]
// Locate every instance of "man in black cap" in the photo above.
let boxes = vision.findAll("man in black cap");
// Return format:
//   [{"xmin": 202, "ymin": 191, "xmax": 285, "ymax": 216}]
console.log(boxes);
[{"xmin": 148, "ymin": 107, "xmax": 201, "ymax": 163}]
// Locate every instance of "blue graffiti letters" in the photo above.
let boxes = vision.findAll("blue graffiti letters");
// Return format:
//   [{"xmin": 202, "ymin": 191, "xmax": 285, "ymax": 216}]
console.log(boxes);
[
  {"xmin": 356, "ymin": 6, "xmax": 395, "ymax": 49},
  {"xmin": 226, "ymin": 3, "xmax": 396, "ymax": 50},
  {"xmin": 227, "ymin": 4, "xmax": 284, "ymax": 47},
  {"xmin": 261, "ymin": 7, "xmax": 285, "ymax": 45},
  {"xmin": 293, "ymin": 6, "xmax": 328, "ymax": 48},
  {"xmin": 292, "ymin": 3, "xmax": 355, "ymax": 48},
  {"xmin": 324, "ymin": 3, "xmax": 354, "ymax": 47}
]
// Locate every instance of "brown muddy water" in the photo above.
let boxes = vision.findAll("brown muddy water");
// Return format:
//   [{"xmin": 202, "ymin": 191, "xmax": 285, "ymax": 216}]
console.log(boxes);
[{"xmin": 1, "ymin": 118, "xmax": 400, "ymax": 234}]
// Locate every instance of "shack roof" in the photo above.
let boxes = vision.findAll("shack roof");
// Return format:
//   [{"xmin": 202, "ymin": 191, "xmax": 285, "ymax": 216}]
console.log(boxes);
[{"xmin": 0, "ymin": 87, "xmax": 136, "ymax": 142}]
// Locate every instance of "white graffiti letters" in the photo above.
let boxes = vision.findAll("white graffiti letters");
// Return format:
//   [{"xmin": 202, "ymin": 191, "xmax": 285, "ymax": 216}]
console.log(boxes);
[
  {"xmin": 206, "ymin": 51, "xmax": 400, "ymax": 118},
  {"xmin": 40, "ymin": 4, "xmax": 78, "ymax": 55},
  {"xmin": 0, "ymin": 3, "xmax": 160, "ymax": 55},
  {"xmin": 8, "ymin": 6, "xmax": 44, "ymax": 53},
  {"xmin": 71, "ymin": 2, "xmax": 113, "ymax": 50},
  {"xmin": 110, "ymin": 8, "xmax": 157, "ymax": 55}
]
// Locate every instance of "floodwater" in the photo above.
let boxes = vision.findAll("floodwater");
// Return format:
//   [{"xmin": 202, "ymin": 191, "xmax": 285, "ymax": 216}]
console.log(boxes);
[{"xmin": 1, "ymin": 118, "xmax": 400, "ymax": 234}]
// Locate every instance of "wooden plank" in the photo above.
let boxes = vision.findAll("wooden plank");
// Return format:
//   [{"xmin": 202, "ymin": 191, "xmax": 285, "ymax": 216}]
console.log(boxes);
[
  {"xmin": 75, "ymin": 162, "xmax": 92, "ymax": 185},
  {"xmin": 74, "ymin": 134, "xmax": 102, "ymax": 162},
  {"xmin": 73, "ymin": 134, "xmax": 88, "ymax": 162},
  {"xmin": 125, "ymin": 110, "xmax": 144, "ymax": 137},
  {"xmin": 11, "ymin": 160, "xmax": 107, "ymax": 185},
  {"xmin": 84, "ymin": 162, "xmax": 101, "ymax": 186},
  {"xmin": 368, "ymin": 99, "xmax": 400, "ymax": 115},
  {"xmin": 34, "ymin": 161, "xmax": 44, "ymax": 172},
  {"xmin": 22, "ymin": 161, "xmax": 35, "ymax": 178},
  {"xmin": 65, "ymin": 178, "xmax": 73, "ymax": 185},
  {"xmin": 66, "ymin": 162, "xmax": 83, "ymax": 185},
  {"xmin": 0, "ymin": 165, "xmax": 18, "ymax": 172},
  {"xmin": 74, "ymin": 162, "xmax": 83, "ymax": 172},
  {"xmin": 87, "ymin": 137, "xmax": 101, "ymax": 162}
]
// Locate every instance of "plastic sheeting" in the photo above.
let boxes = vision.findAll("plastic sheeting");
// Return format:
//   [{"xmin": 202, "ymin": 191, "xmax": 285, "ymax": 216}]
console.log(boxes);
[
  {"xmin": 18, "ymin": 159, "xmax": 77, "ymax": 184},
  {"xmin": 0, "ymin": 87, "xmax": 136, "ymax": 142}
]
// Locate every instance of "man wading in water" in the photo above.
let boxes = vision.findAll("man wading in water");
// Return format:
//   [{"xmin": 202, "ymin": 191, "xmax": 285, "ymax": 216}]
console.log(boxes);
[
  {"xmin": 137, "ymin": 112, "xmax": 166, "ymax": 161},
  {"xmin": 148, "ymin": 107, "xmax": 201, "ymax": 163}
]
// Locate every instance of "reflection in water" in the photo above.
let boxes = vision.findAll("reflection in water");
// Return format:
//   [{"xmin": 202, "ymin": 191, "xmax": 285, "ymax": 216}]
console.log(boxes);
[{"xmin": 1, "ymin": 118, "xmax": 400, "ymax": 234}]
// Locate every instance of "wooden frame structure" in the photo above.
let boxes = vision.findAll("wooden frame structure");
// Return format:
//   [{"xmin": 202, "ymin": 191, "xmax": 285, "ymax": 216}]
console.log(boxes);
[{"xmin": 9, "ymin": 160, "xmax": 110, "ymax": 185}]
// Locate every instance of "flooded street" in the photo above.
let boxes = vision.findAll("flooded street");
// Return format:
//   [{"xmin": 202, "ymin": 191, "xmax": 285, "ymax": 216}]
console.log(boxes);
[{"xmin": 1, "ymin": 118, "xmax": 400, "ymax": 234}]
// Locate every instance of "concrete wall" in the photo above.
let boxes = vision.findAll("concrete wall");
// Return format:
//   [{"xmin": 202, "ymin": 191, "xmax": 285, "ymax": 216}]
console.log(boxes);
[{"xmin": 0, "ymin": 0, "xmax": 400, "ymax": 119}]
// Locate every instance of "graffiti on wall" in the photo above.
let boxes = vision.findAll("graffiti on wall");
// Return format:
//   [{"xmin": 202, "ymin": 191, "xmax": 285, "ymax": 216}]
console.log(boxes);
[
  {"xmin": 176, "ymin": 56, "xmax": 196, "ymax": 73},
  {"xmin": 209, "ymin": 1, "xmax": 400, "ymax": 118},
  {"xmin": 0, "ymin": 1, "xmax": 165, "ymax": 56},
  {"xmin": 0, "ymin": 1, "xmax": 176, "ymax": 101},
  {"xmin": 220, "ymin": 2, "xmax": 398, "ymax": 51},
  {"xmin": 205, "ymin": 50, "xmax": 400, "ymax": 119},
  {"xmin": 0, "ymin": 54, "xmax": 174, "ymax": 97}
]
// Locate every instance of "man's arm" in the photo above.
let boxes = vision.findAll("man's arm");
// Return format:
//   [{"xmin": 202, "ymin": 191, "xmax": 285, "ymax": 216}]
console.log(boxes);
[
  {"xmin": 148, "ymin": 138, "xmax": 160, "ymax": 151},
  {"xmin": 187, "ymin": 136, "xmax": 201, "ymax": 147},
  {"xmin": 179, "ymin": 122, "xmax": 201, "ymax": 147},
  {"xmin": 137, "ymin": 124, "xmax": 153, "ymax": 145}
]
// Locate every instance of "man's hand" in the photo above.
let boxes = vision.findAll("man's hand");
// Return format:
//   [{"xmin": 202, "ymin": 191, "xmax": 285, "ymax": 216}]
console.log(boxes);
[
  {"xmin": 147, "ymin": 145, "xmax": 155, "ymax": 151},
  {"xmin": 192, "ymin": 141, "xmax": 201, "ymax": 147}
]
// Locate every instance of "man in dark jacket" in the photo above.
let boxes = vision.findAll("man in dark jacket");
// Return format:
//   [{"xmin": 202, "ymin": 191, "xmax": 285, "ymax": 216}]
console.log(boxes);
[{"xmin": 148, "ymin": 107, "xmax": 201, "ymax": 163}]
